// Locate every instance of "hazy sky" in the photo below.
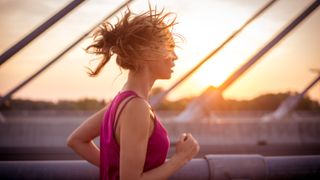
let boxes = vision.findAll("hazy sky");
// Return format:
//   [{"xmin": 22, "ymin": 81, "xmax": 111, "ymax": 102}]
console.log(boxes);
[{"xmin": 0, "ymin": 0, "xmax": 319, "ymax": 103}]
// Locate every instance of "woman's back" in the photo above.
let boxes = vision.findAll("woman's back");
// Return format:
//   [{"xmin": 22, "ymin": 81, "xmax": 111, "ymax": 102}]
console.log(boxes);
[{"xmin": 100, "ymin": 90, "xmax": 170, "ymax": 180}]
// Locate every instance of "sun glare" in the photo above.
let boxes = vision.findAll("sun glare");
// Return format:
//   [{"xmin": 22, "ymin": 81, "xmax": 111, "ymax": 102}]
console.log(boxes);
[{"xmin": 191, "ymin": 37, "xmax": 256, "ymax": 89}]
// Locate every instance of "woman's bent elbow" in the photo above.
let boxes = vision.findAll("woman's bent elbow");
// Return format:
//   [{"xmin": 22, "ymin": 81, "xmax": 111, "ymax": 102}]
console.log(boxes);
[{"xmin": 66, "ymin": 135, "xmax": 77, "ymax": 148}]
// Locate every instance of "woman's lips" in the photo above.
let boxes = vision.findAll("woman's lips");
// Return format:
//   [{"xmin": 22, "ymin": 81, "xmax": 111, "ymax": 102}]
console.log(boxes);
[{"xmin": 170, "ymin": 65, "xmax": 175, "ymax": 73}]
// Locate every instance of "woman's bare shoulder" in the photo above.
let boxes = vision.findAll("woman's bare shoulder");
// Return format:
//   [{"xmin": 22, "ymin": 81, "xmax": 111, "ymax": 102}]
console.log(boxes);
[
  {"xmin": 124, "ymin": 97, "xmax": 149, "ymax": 115},
  {"xmin": 119, "ymin": 97, "xmax": 151, "ymax": 126}
]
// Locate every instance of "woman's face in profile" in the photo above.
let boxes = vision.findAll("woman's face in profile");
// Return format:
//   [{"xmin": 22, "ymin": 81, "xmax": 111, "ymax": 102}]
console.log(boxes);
[{"xmin": 145, "ymin": 39, "xmax": 178, "ymax": 80}]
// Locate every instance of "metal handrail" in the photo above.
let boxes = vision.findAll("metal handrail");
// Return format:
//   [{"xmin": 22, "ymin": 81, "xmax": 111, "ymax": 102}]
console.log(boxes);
[
  {"xmin": 0, "ymin": 0, "xmax": 135, "ymax": 107},
  {"xmin": 174, "ymin": 0, "xmax": 320, "ymax": 123},
  {"xmin": 1, "ymin": 155, "xmax": 319, "ymax": 179},
  {"xmin": 150, "ymin": 0, "xmax": 278, "ymax": 108},
  {"xmin": 0, "ymin": 0, "xmax": 86, "ymax": 66},
  {"xmin": 218, "ymin": 0, "xmax": 320, "ymax": 92}
]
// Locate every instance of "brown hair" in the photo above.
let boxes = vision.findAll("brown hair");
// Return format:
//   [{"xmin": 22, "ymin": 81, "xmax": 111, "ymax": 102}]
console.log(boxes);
[{"xmin": 84, "ymin": 6, "xmax": 179, "ymax": 77}]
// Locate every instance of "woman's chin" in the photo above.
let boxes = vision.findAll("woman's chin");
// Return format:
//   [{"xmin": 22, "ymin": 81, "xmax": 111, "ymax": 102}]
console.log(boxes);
[
  {"xmin": 166, "ymin": 72, "xmax": 173, "ymax": 79},
  {"xmin": 155, "ymin": 70, "xmax": 173, "ymax": 80},
  {"xmin": 157, "ymin": 74, "xmax": 172, "ymax": 80}
]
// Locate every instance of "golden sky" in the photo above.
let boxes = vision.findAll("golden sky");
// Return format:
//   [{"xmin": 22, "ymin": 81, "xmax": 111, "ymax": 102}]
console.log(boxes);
[{"xmin": 0, "ymin": 0, "xmax": 319, "ymax": 103}]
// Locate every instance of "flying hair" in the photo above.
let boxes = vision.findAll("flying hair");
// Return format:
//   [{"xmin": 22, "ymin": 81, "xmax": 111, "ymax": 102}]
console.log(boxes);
[{"xmin": 84, "ymin": 5, "xmax": 181, "ymax": 77}]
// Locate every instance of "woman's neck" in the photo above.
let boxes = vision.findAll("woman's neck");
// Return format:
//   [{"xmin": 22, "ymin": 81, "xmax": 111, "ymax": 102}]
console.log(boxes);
[{"xmin": 122, "ymin": 69, "xmax": 155, "ymax": 101}]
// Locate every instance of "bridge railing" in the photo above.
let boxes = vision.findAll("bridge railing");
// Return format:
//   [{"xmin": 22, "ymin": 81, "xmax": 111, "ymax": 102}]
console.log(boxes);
[{"xmin": 1, "ymin": 154, "xmax": 320, "ymax": 179}]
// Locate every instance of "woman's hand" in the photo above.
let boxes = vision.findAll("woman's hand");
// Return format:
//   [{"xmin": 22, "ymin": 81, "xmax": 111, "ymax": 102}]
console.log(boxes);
[
  {"xmin": 139, "ymin": 133, "xmax": 199, "ymax": 180},
  {"xmin": 173, "ymin": 133, "xmax": 200, "ymax": 165}
]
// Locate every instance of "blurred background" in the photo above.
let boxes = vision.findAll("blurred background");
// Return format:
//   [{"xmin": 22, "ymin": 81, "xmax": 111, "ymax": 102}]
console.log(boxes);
[{"xmin": 0, "ymin": 0, "xmax": 319, "ymax": 169}]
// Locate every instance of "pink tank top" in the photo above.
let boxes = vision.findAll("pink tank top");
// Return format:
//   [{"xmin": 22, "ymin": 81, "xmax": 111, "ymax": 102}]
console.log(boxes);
[{"xmin": 100, "ymin": 90, "xmax": 170, "ymax": 180}]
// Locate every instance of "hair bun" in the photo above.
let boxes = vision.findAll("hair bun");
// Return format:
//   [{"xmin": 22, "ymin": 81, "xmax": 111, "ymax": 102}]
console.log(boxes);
[{"xmin": 84, "ymin": 6, "xmax": 178, "ymax": 77}]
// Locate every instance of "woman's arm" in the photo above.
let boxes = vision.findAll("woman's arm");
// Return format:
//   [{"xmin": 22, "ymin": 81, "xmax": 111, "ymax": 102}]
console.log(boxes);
[
  {"xmin": 119, "ymin": 98, "xmax": 199, "ymax": 180},
  {"xmin": 66, "ymin": 103, "xmax": 110, "ymax": 167}
]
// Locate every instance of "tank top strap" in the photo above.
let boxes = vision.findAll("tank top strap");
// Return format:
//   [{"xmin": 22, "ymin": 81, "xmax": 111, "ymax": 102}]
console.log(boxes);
[
  {"xmin": 112, "ymin": 90, "xmax": 156, "ymax": 134},
  {"xmin": 113, "ymin": 95, "xmax": 140, "ymax": 132}
]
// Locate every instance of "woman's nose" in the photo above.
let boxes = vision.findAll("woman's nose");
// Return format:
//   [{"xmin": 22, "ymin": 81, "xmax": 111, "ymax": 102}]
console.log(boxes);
[
  {"xmin": 172, "ymin": 51, "xmax": 178, "ymax": 61},
  {"xmin": 171, "ymin": 53, "xmax": 177, "ymax": 67}
]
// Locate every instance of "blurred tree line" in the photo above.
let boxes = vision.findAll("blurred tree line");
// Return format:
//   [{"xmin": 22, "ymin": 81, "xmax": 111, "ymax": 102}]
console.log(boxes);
[
  {"xmin": 0, "ymin": 88, "xmax": 319, "ymax": 111},
  {"xmin": 151, "ymin": 87, "xmax": 320, "ymax": 112},
  {"xmin": 0, "ymin": 98, "xmax": 106, "ymax": 111}
]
